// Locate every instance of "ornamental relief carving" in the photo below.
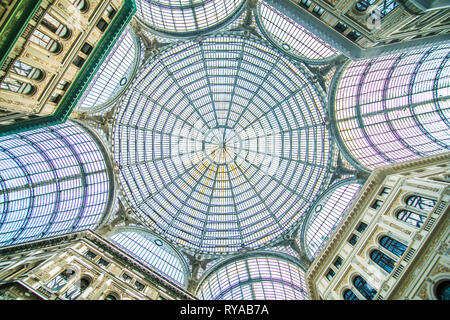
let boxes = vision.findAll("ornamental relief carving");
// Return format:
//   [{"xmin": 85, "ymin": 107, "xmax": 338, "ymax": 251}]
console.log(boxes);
[
  {"xmin": 430, "ymin": 263, "xmax": 450, "ymax": 277},
  {"xmin": 22, "ymin": 51, "xmax": 61, "ymax": 71},
  {"xmin": 417, "ymin": 285, "xmax": 429, "ymax": 300},
  {"xmin": 437, "ymin": 241, "xmax": 449, "ymax": 256},
  {"xmin": 412, "ymin": 237, "xmax": 443, "ymax": 272}
]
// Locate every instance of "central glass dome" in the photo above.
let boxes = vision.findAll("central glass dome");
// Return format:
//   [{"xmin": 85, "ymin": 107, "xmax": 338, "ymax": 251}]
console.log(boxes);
[{"xmin": 113, "ymin": 34, "xmax": 332, "ymax": 255}]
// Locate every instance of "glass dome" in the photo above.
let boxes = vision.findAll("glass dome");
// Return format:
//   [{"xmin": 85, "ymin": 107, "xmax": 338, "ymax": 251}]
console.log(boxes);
[
  {"xmin": 332, "ymin": 43, "xmax": 450, "ymax": 169},
  {"xmin": 256, "ymin": 1, "xmax": 340, "ymax": 63},
  {"xmin": 196, "ymin": 253, "xmax": 308, "ymax": 300},
  {"xmin": 135, "ymin": 0, "xmax": 246, "ymax": 36},
  {"xmin": 109, "ymin": 227, "xmax": 189, "ymax": 287},
  {"xmin": 0, "ymin": 122, "xmax": 113, "ymax": 246},
  {"xmin": 113, "ymin": 34, "xmax": 332, "ymax": 255}
]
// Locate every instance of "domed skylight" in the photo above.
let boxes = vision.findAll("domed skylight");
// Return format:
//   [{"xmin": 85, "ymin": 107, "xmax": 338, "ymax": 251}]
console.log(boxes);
[{"xmin": 113, "ymin": 34, "xmax": 332, "ymax": 255}]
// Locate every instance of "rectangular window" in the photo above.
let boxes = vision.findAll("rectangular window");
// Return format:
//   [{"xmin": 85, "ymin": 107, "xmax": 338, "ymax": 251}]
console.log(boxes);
[
  {"xmin": 72, "ymin": 55, "xmax": 85, "ymax": 68},
  {"xmin": 325, "ymin": 269, "xmax": 335, "ymax": 281},
  {"xmin": 81, "ymin": 42, "xmax": 93, "ymax": 55},
  {"xmin": 356, "ymin": 222, "xmax": 368, "ymax": 233},
  {"xmin": 122, "ymin": 273, "xmax": 132, "ymax": 283},
  {"xmin": 105, "ymin": 5, "xmax": 117, "ymax": 19},
  {"xmin": 333, "ymin": 256, "xmax": 343, "ymax": 269},
  {"xmin": 49, "ymin": 94, "xmax": 62, "ymax": 104},
  {"xmin": 348, "ymin": 234, "xmax": 359, "ymax": 246},
  {"xmin": 96, "ymin": 18, "xmax": 108, "ymax": 32},
  {"xmin": 97, "ymin": 258, "xmax": 109, "ymax": 267},
  {"xmin": 312, "ymin": 6, "xmax": 324, "ymax": 17},
  {"xmin": 134, "ymin": 281, "xmax": 145, "ymax": 291},
  {"xmin": 85, "ymin": 250, "xmax": 97, "ymax": 260},
  {"xmin": 371, "ymin": 200, "xmax": 383, "ymax": 210},
  {"xmin": 299, "ymin": 0, "xmax": 311, "ymax": 8},
  {"xmin": 334, "ymin": 22, "xmax": 348, "ymax": 33},
  {"xmin": 56, "ymin": 80, "xmax": 69, "ymax": 91},
  {"xmin": 379, "ymin": 187, "xmax": 391, "ymax": 197},
  {"xmin": 346, "ymin": 30, "xmax": 361, "ymax": 41}
]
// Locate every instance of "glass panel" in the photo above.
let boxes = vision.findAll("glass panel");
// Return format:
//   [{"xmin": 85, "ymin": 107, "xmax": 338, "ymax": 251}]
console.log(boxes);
[
  {"xmin": 406, "ymin": 195, "xmax": 436, "ymax": 212},
  {"xmin": 304, "ymin": 182, "xmax": 362, "ymax": 259},
  {"xmin": 354, "ymin": 276, "xmax": 377, "ymax": 300},
  {"xmin": 0, "ymin": 122, "xmax": 111, "ymax": 247},
  {"xmin": 348, "ymin": 234, "xmax": 359, "ymax": 246},
  {"xmin": 135, "ymin": 0, "xmax": 244, "ymax": 34},
  {"xmin": 110, "ymin": 230, "xmax": 187, "ymax": 287},
  {"xmin": 334, "ymin": 44, "xmax": 450, "ymax": 169},
  {"xmin": 343, "ymin": 289, "xmax": 359, "ymax": 300},
  {"xmin": 380, "ymin": 236, "xmax": 407, "ymax": 257},
  {"xmin": 197, "ymin": 255, "xmax": 308, "ymax": 300},
  {"xmin": 258, "ymin": 1, "xmax": 339, "ymax": 62},
  {"xmin": 397, "ymin": 210, "xmax": 425, "ymax": 228},
  {"xmin": 333, "ymin": 257, "xmax": 343, "ymax": 269},
  {"xmin": 356, "ymin": 222, "xmax": 368, "ymax": 233},
  {"xmin": 76, "ymin": 28, "xmax": 138, "ymax": 111},
  {"xmin": 370, "ymin": 249, "xmax": 395, "ymax": 273}
]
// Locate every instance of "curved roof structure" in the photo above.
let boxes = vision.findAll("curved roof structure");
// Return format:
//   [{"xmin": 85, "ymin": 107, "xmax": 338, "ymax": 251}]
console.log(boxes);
[
  {"xmin": 109, "ymin": 227, "xmax": 189, "ymax": 287},
  {"xmin": 76, "ymin": 28, "xmax": 141, "ymax": 113},
  {"xmin": 256, "ymin": 1, "xmax": 340, "ymax": 64},
  {"xmin": 113, "ymin": 34, "xmax": 332, "ymax": 255},
  {"xmin": 332, "ymin": 43, "xmax": 450, "ymax": 169},
  {"xmin": 196, "ymin": 252, "xmax": 308, "ymax": 300},
  {"xmin": 0, "ymin": 122, "xmax": 114, "ymax": 246},
  {"xmin": 135, "ymin": 0, "xmax": 246, "ymax": 36},
  {"xmin": 301, "ymin": 179, "xmax": 363, "ymax": 260}
]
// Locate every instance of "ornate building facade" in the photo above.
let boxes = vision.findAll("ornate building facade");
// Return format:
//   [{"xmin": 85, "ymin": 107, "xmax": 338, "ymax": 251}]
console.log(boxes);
[
  {"xmin": 306, "ymin": 153, "xmax": 449, "ymax": 300},
  {"xmin": 0, "ymin": 0, "xmax": 134, "ymax": 135},
  {"xmin": 0, "ymin": 230, "xmax": 195, "ymax": 300}
]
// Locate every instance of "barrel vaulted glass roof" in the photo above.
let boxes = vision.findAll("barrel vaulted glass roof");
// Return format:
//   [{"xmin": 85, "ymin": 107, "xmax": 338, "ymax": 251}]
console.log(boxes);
[
  {"xmin": 332, "ymin": 43, "xmax": 450, "ymax": 169},
  {"xmin": 256, "ymin": 1, "xmax": 340, "ymax": 63},
  {"xmin": 135, "ymin": 0, "xmax": 246, "ymax": 36},
  {"xmin": 196, "ymin": 253, "xmax": 308, "ymax": 300},
  {"xmin": 76, "ymin": 28, "xmax": 141, "ymax": 113},
  {"xmin": 0, "ymin": 122, "xmax": 113, "ymax": 247},
  {"xmin": 113, "ymin": 34, "xmax": 332, "ymax": 255},
  {"xmin": 109, "ymin": 227, "xmax": 189, "ymax": 287}
]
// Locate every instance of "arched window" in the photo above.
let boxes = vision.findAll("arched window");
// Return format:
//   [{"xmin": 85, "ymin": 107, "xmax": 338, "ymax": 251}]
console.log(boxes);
[
  {"xmin": 47, "ymin": 269, "xmax": 76, "ymax": 292},
  {"xmin": 380, "ymin": 236, "xmax": 407, "ymax": 257},
  {"xmin": 0, "ymin": 77, "xmax": 34, "ymax": 94},
  {"xmin": 41, "ymin": 13, "xmax": 69, "ymax": 38},
  {"xmin": 406, "ymin": 195, "xmax": 436, "ymax": 213},
  {"xmin": 10, "ymin": 61, "xmax": 42, "ymax": 80},
  {"xmin": 435, "ymin": 281, "xmax": 450, "ymax": 300},
  {"xmin": 30, "ymin": 29, "xmax": 60, "ymax": 53},
  {"xmin": 353, "ymin": 276, "xmax": 377, "ymax": 300},
  {"xmin": 370, "ymin": 250, "xmax": 395, "ymax": 273},
  {"xmin": 71, "ymin": 0, "xmax": 87, "ymax": 11},
  {"xmin": 355, "ymin": 0, "xmax": 376, "ymax": 11},
  {"xmin": 105, "ymin": 293, "xmax": 118, "ymax": 300},
  {"xmin": 397, "ymin": 210, "xmax": 425, "ymax": 228},
  {"xmin": 64, "ymin": 277, "xmax": 90, "ymax": 300},
  {"xmin": 343, "ymin": 289, "xmax": 359, "ymax": 300}
]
